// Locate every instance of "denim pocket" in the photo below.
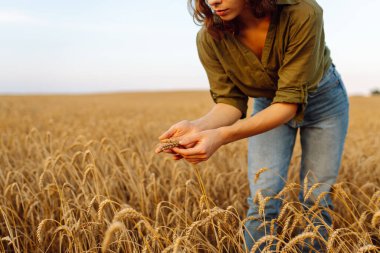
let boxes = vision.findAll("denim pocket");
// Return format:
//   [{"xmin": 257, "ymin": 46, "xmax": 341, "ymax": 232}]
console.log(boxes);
[
  {"xmin": 303, "ymin": 69, "xmax": 349, "ymax": 124},
  {"xmin": 252, "ymin": 97, "xmax": 272, "ymax": 116},
  {"xmin": 308, "ymin": 66, "xmax": 339, "ymax": 98},
  {"xmin": 336, "ymin": 76, "xmax": 348, "ymax": 98}
]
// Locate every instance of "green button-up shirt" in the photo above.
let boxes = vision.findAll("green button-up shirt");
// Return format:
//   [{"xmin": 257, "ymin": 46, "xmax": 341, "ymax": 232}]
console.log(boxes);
[{"xmin": 196, "ymin": 0, "xmax": 332, "ymax": 123}]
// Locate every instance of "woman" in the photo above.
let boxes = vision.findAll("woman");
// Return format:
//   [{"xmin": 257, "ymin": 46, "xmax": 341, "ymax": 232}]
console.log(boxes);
[{"xmin": 156, "ymin": 0, "xmax": 349, "ymax": 252}]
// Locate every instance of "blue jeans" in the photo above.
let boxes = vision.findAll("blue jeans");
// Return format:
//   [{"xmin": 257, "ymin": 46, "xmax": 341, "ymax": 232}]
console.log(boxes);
[{"xmin": 243, "ymin": 64, "xmax": 349, "ymax": 252}]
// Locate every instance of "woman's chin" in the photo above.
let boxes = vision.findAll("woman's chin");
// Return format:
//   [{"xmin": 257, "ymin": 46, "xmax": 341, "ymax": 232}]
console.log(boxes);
[{"xmin": 219, "ymin": 15, "xmax": 235, "ymax": 22}]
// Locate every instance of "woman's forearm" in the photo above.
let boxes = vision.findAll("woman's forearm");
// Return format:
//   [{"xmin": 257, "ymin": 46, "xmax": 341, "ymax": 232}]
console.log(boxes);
[
  {"xmin": 219, "ymin": 102, "xmax": 298, "ymax": 145},
  {"xmin": 191, "ymin": 103, "xmax": 243, "ymax": 131}
]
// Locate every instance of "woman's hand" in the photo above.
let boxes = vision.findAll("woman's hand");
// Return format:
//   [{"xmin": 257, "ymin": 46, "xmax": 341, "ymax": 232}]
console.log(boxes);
[
  {"xmin": 158, "ymin": 120, "xmax": 200, "ymax": 141},
  {"xmin": 155, "ymin": 103, "xmax": 244, "ymax": 160},
  {"xmin": 172, "ymin": 129, "xmax": 225, "ymax": 164},
  {"xmin": 155, "ymin": 120, "xmax": 201, "ymax": 159}
]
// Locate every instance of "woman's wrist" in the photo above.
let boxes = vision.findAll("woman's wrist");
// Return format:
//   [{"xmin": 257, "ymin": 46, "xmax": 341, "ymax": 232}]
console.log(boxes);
[
  {"xmin": 217, "ymin": 125, "xmax": 238, "ymax": 146},
  {"xmin": 189, "ymin": 119, "xmax": 206, "ymax": 132}
]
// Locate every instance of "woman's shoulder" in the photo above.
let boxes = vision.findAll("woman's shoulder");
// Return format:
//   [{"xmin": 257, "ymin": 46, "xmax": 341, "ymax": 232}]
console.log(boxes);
[
  {"xmin": 196, "ymin": 27, "xmax": 208, "ymax": 44},
  {"xmin": 196, "ymin": 27, "xmax": 211, "ymax": 54},
  {"xmin": 281, "ymin": 0, "xmax": 323, "ymax": 21},
  {"xmin": 196, "ymin": 27, "xmax": 216, "ymax": 46},
  {"xmin": 196, "ymin": 26, "xmax": 232, "ymax": 49},
  {"xmin": 196, "ymin": 26, "xmax": 225, "ymax": 52}
]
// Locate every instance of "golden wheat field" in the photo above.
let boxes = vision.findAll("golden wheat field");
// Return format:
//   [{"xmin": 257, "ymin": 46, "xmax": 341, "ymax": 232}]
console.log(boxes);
[{"xmin": 0, "ymin": 92, "xmax": 379, "ymax": 253}]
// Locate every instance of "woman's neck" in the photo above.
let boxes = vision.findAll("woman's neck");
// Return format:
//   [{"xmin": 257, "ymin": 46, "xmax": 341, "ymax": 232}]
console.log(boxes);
[{"xmin": 237, "ymin": 8, "xmax": 271, "ymax": 31}]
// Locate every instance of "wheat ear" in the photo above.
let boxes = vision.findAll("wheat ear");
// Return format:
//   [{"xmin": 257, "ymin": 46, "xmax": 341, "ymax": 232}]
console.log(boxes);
[
  {"xmin": 282, "ymin": 232, "xmax": 320, "ymax": 252},
  {"xmin": 357, "ymin": 244, "xmax": 379, "ymax": 253},
  {"xmin": 101, "ymin": 221, "xmax": 126, "ymax": 253},
  {"xmin": 254, "ymin": 167, "xmax": 269, "ymax": 183},
  {"xmin": 156, "ymin": 139, "xmax": 180, "ymax": 152},
  {"xmin": 371, "ymin": 210, "xmax": 380, "ymax": 228}
]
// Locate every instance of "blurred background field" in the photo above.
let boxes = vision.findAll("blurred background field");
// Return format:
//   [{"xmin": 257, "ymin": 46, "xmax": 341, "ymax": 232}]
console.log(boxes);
[{"xmin": 0, "ymin": 93, "xmax": 379, "ymax": 252}]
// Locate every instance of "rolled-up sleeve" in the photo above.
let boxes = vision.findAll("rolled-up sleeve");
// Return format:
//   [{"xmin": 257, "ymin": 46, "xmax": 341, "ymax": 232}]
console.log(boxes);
[
  {"xmin": 271, "ymin": 6, "xmax": 325, "ymax": 123},
  {"xmin": 196, "ymin": 29, "xmax": 248, "ymax": 119}
]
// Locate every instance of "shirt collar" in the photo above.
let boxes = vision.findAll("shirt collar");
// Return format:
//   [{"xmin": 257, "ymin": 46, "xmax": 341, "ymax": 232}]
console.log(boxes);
[{"xmin": 276, "ymin": 0, "xmax": 300, "ymax": 5}]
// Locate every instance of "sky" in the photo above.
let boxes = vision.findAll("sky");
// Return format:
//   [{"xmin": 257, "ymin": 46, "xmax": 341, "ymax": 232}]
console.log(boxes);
[{"xmin": 0, "ymin": 0, "xmax": 379, "ymax": 95}]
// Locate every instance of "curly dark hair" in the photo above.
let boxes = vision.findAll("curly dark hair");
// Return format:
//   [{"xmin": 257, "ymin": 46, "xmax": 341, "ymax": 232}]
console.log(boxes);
[{"xmin": 187, "ymin": 0, "xmax": 277, "ymax": 39}]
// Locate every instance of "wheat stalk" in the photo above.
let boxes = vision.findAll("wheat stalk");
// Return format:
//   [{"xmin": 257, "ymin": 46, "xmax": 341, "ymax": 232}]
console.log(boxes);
[
  {"xmin": 224, "ymin": 205, "xmax": 238, "ymax": 229},
  {"xmin": 275, "ymin": 183, "xmax": 300, "ymax": 199},
  {"xmin": 97, "ymin": 199, "xmax": 113, "ymax": 221},
  {"xmin": 303, "ymin": 175, "xmax": 309, "ymax": 198},
  {"xmin": 250, "ymin": 235, "xmax": 278, "ymax": 253},
  {"xmin": 277, "ymin": 202, "xmax": 300, "ymax": 223},
  {"xmin": 309, "ymin": 192, "xmax": 330, "ymax": 213},
  {"xmin": 327, "ymin": 228, "xmax": 354, "ymax": 253},
  {"xmin": 113, "ymin": 207, "xmax": 146, "ymax": 222},
  {"xmin": 304, "ymin": 183, "xmax": 322, "ymax": 202},
  {"xmin": 357, "ymin": 244, "xmax": 379, "ymax": 253},
  {"xmin": 101, "ymin": 221, "xmax": 126, "ymax": 253},
  {"xmin": 254, "ymin": 167, "xmax": 269, "ymax": 183},
  {"xmin": 254, "ymin": 189, "xmax": 271, "ymax": 217},
  {"xmin": 86, "ymin": 196, "xmax": 98, "ymax": 213},
  {"xmin": 282, "ymin": 232, "xmax": 320, "ymax": 252},
  {"xmin": 36, "ymin": 219, "xmax": 49, "ymax": 244},
  {"xmin": 371, "ymin": 211, "xmax": 380, "ymax": 228},
  {"xmin": 36, "ymin": 219, "xmax": 59, "ymax": 245},
  {"xmin": 185, "ymin": 207, "xmax": 225, "ymax": 237}
]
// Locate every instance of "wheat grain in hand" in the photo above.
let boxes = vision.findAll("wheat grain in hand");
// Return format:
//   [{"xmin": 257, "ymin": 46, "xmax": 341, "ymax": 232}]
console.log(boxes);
[{"xmin": 156, "ymin": 138, "xmax": 181, "ymax": 153}]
